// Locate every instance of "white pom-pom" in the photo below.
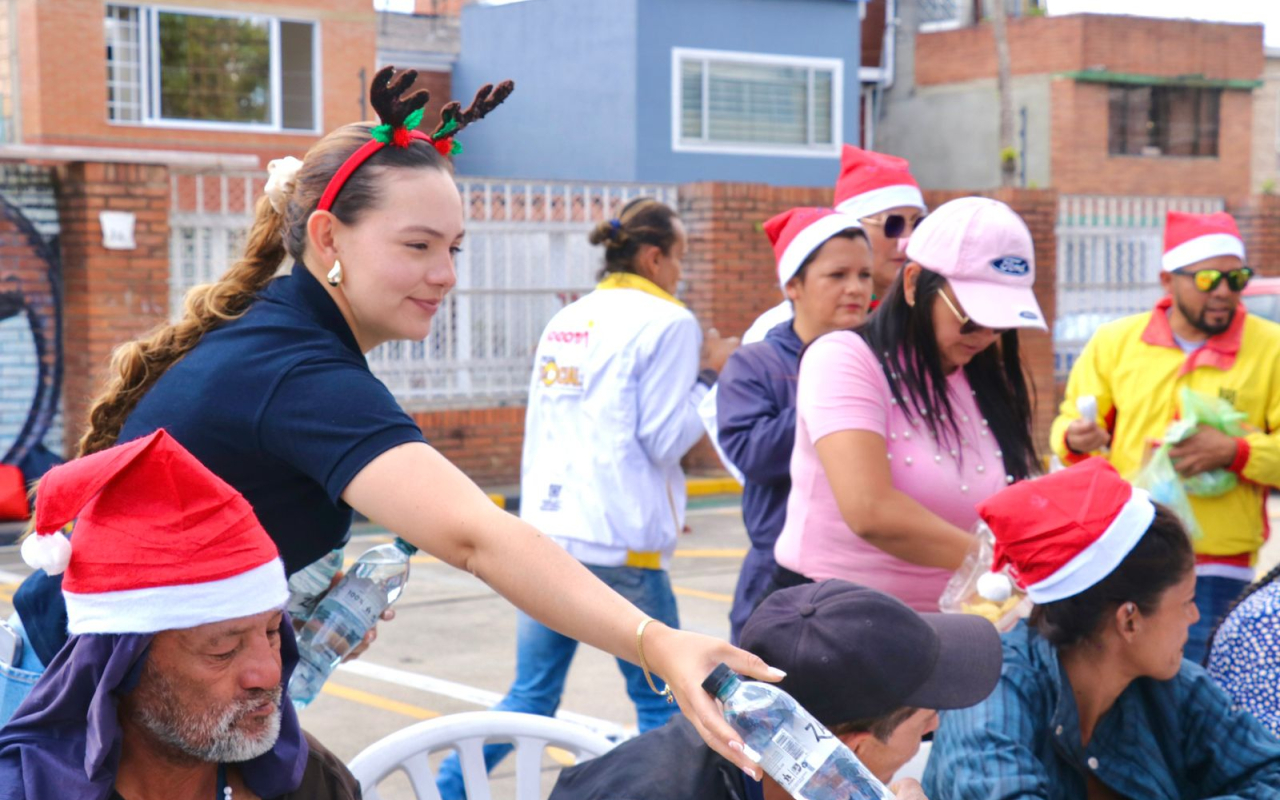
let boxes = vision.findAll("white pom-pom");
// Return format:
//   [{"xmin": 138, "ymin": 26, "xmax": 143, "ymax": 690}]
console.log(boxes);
[
  {"xmin": 264, "ymin": 156, "xmax": 304, "ymax": 213},
  {"xmin": 977, "ymin": 572, "xmax": 1013, "ymax": 603},
  {"xmin": 21, "ymin": 532, "xmax": 72, "ymax": 575}
]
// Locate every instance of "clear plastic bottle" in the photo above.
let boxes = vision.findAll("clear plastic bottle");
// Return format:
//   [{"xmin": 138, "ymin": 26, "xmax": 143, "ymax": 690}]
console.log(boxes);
[
  {"xmin": 289, "ymin": 538, "xmax": 418, "ymax": 708},
  {"xmin": 703, "ymin": 663, "xmax": 895, "ymax": 800},
  {"xmin": 286, "ymin": 549, "xmax": 345, "ymax": 623}
]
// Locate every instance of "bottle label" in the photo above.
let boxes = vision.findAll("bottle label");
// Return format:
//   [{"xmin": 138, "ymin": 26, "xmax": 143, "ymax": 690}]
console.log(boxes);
[
  {"xmin": 759, "ymin": 727, "xmax": 841, "ymax": 796},
  {"xmin": 322, "ymin": 577, "xmax": 383, "ymax": 632}
]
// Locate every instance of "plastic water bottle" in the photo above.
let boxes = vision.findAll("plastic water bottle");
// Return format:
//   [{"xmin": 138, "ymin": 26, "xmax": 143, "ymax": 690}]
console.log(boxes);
[
  {"xmin": 703, "ymin": 664, "xmax": 895, "ymax": 800},
  {"xmin": 289, "ymin": 538, "xmax": 418, "ymax": 708},
  {"xmin": 287, "ymin": 549, "xmax": 345, "ymax": 623}
]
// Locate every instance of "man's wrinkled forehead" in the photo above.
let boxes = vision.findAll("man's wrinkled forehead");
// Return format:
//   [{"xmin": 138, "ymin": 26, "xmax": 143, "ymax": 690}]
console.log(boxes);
[{"xmin": 158, "ymin": 606, "xmax": 286, "ymax": 652}]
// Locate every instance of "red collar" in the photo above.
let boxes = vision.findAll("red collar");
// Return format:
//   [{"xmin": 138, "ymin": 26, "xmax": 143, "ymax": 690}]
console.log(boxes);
[{"xmin": 1140, "ymin": 296, "xmax": 1246, "ymax": 375}]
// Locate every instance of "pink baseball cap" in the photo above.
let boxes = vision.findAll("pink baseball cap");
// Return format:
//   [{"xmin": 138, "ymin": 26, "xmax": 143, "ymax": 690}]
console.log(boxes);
[{"xmin": 904, "ymin": 197, "xmax": 1046, "ymax": 332}]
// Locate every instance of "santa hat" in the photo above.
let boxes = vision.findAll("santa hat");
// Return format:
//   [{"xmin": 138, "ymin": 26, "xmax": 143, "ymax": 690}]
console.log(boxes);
[
  {"xmin": 1162, "ymin": 211, "xmax": 1246, "ymax": 272},
  {"xmin": 21, "ymin": 430, "xmax": 287, "ymax": 635},
  {"xmin": 833, "ymin": 145, "xmax": 926, "ymax": 220},
  {"xmin": 974, "ymin": 459, "xmax": 1155, "ymax": 605},
  {"xmin": 764, "ymin": 207, "xmax": 863, "ymax": 289}
]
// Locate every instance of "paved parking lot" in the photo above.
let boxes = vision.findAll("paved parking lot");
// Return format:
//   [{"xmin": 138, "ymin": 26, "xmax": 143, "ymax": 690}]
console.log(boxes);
[{"xmin": 2, "ymin": 496, "xmax": 1277, "ymax": 799}]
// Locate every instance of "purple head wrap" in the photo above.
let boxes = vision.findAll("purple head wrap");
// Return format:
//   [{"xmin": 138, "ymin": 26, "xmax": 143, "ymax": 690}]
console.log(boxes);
[{"xmin": 0, "ymin": 618, "xmax": 308, "ymax": 800}]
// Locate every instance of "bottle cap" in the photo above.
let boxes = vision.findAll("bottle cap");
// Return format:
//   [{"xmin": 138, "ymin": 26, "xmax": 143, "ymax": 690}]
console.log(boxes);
[
  {"xmin": 394, "ymin": 537, "xmax": 419, "ymax": 555},
  {"xmin": 701, "ymin": 662, "xmax": 737, "ymax": 698}
]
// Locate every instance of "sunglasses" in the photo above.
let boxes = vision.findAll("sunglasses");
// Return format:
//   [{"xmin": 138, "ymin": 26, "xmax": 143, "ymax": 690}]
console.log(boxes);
[
  {"xmin": 937, "ymin": 288, "xmax": 1007, "ymax": 336},
  {"xmin": 1175, "ymin": 266, "xmax": 1254, "ymax": 293},
  {"xmin": 864, "ymin": 213, "xmax": 926, "ymax": 239}
]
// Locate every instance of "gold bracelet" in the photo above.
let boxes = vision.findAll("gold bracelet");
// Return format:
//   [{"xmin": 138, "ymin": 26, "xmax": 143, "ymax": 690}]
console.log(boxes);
[{"xmin": 636, "ymin": 618, "xmax": 675, "ymax": 703}]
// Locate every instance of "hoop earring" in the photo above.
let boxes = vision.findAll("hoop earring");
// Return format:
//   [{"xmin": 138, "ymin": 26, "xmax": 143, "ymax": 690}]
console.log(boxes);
[{"xmin": 327, "ymin": 260, "xmax": 343, "ymax": 287}]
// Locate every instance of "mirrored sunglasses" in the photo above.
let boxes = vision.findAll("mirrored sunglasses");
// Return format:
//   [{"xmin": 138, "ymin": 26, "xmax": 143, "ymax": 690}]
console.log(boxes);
[{"xmin": 1177, "ymin": 266, "xmax": 1253, "ymax": 293}]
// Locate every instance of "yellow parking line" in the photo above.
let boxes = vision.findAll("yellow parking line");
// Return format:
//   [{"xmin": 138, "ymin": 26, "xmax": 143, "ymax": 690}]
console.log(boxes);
[
  {"xmin": 321, "ymin": 682, "xmax": 577, "ymax": 766},
  {"xmin": 675, "ymin": 549, "xmax": 746, "ymax": 559},
  {"xmin": 322, "ymin": 682, "xmax": 442, "ymax": 720},
  {"xmin": 673, "ymin": 586, "xmax": 733, "ymax": 603}
]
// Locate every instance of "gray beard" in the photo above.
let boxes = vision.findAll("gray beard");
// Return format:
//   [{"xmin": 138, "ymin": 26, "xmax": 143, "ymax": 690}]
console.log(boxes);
[{"xmin": 133, "ymin": 669, "xmax": 283, "ymax": 764}]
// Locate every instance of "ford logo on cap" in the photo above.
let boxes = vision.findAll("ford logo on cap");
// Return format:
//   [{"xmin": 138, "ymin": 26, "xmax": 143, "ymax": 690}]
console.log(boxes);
[
  {"xmin": 991, "ymin": 256, "xmax": 1030, "ymax": 276},
  {"xmin": 1019, "ymin": 310, "xmax": 1039, "ymax": 320}
]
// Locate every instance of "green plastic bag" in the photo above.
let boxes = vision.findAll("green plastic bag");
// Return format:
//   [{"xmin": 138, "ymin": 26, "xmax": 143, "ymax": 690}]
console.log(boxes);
[
  {"xmin": 1131, "ymin": 389, "xmax": 1248, "ymax": 539},
  {"xmin": 1169, "ymin": 388, "xmax": 1248, "ymax": 498}
]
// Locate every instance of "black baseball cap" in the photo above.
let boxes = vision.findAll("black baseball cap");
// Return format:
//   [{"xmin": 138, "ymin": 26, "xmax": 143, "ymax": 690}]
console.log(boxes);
[{"xmin": 739, "ymin": 581, "xmax": 1003, "ymax": 727}]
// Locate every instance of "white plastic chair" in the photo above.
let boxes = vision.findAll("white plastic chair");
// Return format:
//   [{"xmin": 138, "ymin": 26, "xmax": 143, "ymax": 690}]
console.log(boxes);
[{"xmin": 347, "ymin": 711, "xmax": 616, "ymax": 800}]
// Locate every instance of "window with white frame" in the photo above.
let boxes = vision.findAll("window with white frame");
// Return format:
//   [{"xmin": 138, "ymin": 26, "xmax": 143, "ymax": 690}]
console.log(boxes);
[
  {"xmin": 104, "ymin": 5, "xmax": 318, "ymax": 131},
  {"xmin": 673, "ymin": 48, "xmax": 841, "ymax": 157}
]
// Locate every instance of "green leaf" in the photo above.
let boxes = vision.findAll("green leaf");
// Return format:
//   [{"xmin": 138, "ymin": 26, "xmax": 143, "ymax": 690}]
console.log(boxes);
[
  {"xmin": 404, "ymin": 108, "xmax": 425, "ymax": 130},
  {"xmin": 371, "ymin": 124, "xmax": 393, "ymax": 144},
  {"xmin": 437, "ymin": 117, "xmax": 460, "ymax": 138},
  {"xmin": 450, "ymin": 140, "xmax": 463, "ymax": 156}
]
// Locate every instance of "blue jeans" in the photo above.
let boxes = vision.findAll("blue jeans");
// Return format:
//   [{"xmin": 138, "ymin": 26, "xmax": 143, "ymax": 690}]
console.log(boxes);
[
  {"xmin": 435, "ymin": 565, "xmax": 681, "ymax": 800},
  {"xmin": 1186, "ymin": 574, "xmax": 1250, "ymax": 666},
  {"xmin": 0, "ymin": 613, "xmax": 47, "ymax": 725}
]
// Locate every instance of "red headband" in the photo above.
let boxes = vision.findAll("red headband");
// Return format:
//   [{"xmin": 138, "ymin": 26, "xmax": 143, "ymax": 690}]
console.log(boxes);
[{"xmin": 317, "ymin": 130, "xmax": 444, "ymax": 212}]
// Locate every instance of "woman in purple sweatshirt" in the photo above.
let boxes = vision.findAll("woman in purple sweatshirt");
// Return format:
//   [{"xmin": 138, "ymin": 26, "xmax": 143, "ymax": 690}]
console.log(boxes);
[{"xmin": 716, "ymin": 208, "xmax": 872, "ymax": 642}]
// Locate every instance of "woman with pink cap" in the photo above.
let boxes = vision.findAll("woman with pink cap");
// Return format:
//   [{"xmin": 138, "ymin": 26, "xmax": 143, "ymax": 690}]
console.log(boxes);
[{"xmin": 769, "ymin": 197, "xmax": 1046, "ymax": 611}]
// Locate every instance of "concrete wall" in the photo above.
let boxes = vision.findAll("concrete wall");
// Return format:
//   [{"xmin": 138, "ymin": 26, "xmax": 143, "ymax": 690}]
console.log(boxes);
[
  {"xmin": 453, "ymin": 0, "xmax": 639, "ymax": 181},
  {"xmin": 634, "ymin": 0, "xmax": 860, "ymax": 187},
  {"xmin": 457, "ymin": 0, "xmax": 861, "ymax": 186},
  {"xmin": 876, "ymin": 75, "xmax": 1052, "ymax": 190}
]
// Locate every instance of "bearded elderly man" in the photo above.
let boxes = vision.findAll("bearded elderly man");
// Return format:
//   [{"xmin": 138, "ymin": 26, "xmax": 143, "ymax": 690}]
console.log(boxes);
[
  {"xmin": 0, "ymin": 430, "xmax": 359, "ymax": 800},
  {"xmin": 1052, "ymin": 210, "xmax": 1280, "ymax": 664}
]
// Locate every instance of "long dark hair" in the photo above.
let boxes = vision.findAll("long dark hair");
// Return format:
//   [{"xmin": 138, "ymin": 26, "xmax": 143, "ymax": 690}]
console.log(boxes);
[
  {"xmin": 857, "ymin": 266, "xmax": 1038, "ymax": 480},
  {"xmin": 1030, "ymin": 505, "xmax": 1194, "ymax": 649},
  {"xmin": 1205, "ymin": 563, "xmax": 1280, "ymax": 661}
]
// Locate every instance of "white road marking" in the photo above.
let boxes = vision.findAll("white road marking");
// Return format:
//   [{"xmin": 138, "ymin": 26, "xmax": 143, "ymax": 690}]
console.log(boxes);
[{"xmin": 335, "ymin": 659, "xmax": 633, "ymax": 741}]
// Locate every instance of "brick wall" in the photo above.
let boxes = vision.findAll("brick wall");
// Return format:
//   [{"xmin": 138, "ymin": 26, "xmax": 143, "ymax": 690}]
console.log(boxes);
[
  {"xmin": 1049, "ymin": 79, "xmax": 1255, "ymax": 197},
  {"xmin": 57, "ymin": 162, "xmax": 169, "ymax": 455},
  {"xmin": 1227, "ymin": 194, "xmax": 1280, "ymax": 276},
  {"xmin": 18, "ymin": 0, "xmax": 377, "ymax": 166},
  {"xmin": 411, "ymin": 407, "xmax": 525, "ymax": 487},
  {"xmin": 403, "ymin": 69, "xmax": 454, "ymax": 135},
  {"xmin": 916, "ymin": 14, "xmax": 1262, "ymax": 87}
]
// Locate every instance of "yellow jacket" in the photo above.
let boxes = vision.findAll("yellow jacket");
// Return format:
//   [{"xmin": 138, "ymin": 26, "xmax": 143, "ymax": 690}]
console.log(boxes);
[{"xmin": 1051, "ymin": 298, "xmax": 1280, "ymax": 560}]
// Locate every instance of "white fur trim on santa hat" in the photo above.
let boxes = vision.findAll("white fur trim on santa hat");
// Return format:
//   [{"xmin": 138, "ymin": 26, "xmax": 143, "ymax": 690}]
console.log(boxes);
[
  {"xmin": 836, "ymin": 184, "xmax": 926, "ymax": 221},
  {"xmin": 65, "ymin": 558, "xmax": 289, "ymax": 635},
  {"xmin": 1025, "ymin": 488, "xmax": 1155, "ymax": 604},
  {"xmin": 1162, "ymin": 233, "xmax": 1246, "ymax": 272},
  {"xmin": 777, "ymin": 214, "xmax": 864, "ymax": 289}
]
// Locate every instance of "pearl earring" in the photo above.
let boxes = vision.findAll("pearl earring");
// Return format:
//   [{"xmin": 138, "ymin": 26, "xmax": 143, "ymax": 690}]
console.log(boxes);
[{"xmin": 327, "ymin": 259, "xmax": 343, "ymax": 287}]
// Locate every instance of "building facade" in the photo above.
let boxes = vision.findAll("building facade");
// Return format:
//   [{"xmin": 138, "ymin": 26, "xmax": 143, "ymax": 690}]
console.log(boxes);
[
  {"xmin": 453, "ymin": 0, "xmax": 863, "ymax": 187},
  {"xmin": 876, "ymin": 12, "xmax": 1264, "ymax": 196},
  {"xmin": 2, "ymin": 0, "xmax": 378, "ymax": 165}
]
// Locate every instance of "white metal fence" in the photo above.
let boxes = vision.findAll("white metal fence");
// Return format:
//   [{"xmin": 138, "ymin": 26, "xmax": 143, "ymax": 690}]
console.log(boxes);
[
  {"xmin": 168, "ymin": 171, "xmax": 678, "ymax": 409},
  {"xmin": 1055, "ymin": 194, "xmax": 1225, "ymax": 381}
]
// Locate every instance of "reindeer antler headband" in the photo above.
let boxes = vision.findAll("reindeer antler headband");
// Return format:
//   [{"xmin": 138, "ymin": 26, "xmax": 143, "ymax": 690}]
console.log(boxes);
[{"xmin": 316, "ymin": 66, "xmax": 515, "ymax": 212}]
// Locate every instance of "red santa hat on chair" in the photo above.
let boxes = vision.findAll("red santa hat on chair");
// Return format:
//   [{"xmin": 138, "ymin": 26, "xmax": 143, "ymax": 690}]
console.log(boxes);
[
  {"xmin": 974, "ymin": 459, "xmax": 1156, "ymax": 604},
  {"xmin": 21, "ymin": 429, "xmax": 287, "ymax": 635},
  {"xmin": 764, "ymin": 207, "xmax": 863, "ymax": 290},
  {"xmin": 833, "ymin": 145, "xmax": 926, "ymax": 220},
  {"xmin": 1162, "ymin": 211, "xmax": 1246, "ymax": 272}
]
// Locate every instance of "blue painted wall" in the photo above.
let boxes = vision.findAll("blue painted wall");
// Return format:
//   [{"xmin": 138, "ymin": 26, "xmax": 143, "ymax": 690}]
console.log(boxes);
[
  {"xmin": 454, "ymin": 0, "xmax": 639, "ymax": 181},
  {"xmin": 455, "ymin": 0, "xmax": 859, "ymax": 187},
  {"xmin": 635, "ymin": 0, "xmax": 859, "ymax": 187}
]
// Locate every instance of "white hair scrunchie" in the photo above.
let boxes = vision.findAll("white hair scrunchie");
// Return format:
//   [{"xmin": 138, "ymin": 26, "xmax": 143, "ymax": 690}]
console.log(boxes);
[{"xmin": 264, "ymin": 156, "xmax": 304, "ymax": 214}]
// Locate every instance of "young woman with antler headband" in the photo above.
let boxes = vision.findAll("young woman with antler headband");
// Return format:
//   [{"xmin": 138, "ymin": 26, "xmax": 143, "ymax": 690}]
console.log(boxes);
[{"xmin": 3, "ymin": 68, "xmax": 782, "ymax": 775}]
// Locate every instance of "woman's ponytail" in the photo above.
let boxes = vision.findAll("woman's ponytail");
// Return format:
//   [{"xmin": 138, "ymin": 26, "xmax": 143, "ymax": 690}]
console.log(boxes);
[{"xmin": 78, "ymin": 196, "xmax": 287, "ymax": 456}]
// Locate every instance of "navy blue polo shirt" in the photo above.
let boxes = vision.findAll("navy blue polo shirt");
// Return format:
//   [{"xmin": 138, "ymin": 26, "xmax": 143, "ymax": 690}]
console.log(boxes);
[{"xmin": 15, "ymin": 265, "xmax": 425, "ymax": 663}]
